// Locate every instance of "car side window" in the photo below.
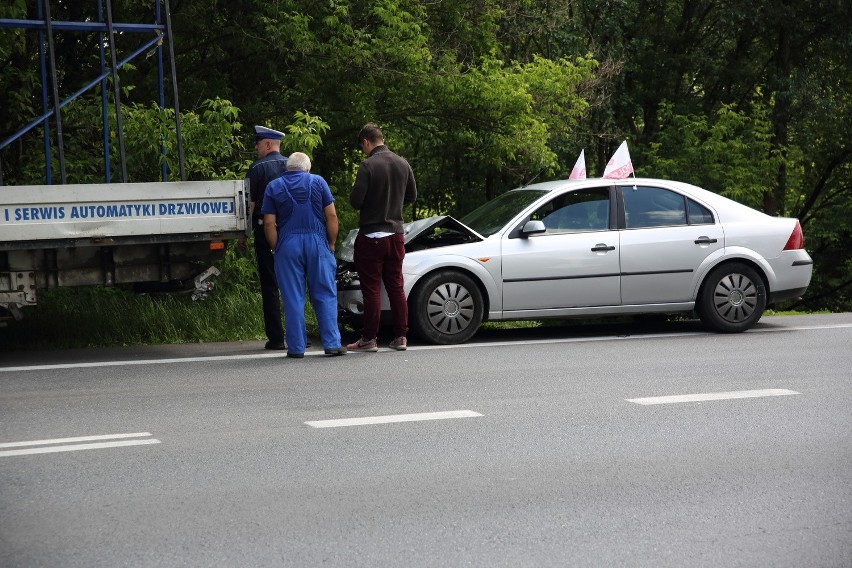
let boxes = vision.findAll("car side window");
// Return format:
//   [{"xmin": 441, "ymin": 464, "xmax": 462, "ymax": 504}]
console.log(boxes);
[
  {"xmin": 622, "ymin": 186, "xmax": 687, "ymax": 228},
  {"xmin": 529, "ymin": 188, "xmax": 610, "ymax": 234},
  {"xmin": 687, "ymin": 198, "xmax": 715, "ymax": 224}
]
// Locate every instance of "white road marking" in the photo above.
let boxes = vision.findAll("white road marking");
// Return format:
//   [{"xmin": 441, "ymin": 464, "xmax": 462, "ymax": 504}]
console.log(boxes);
[
  {"xmin": 0, "ymin": 431, "xmax": 154, "ymax": 449},
  {"xmin": 306, "ymin": 409, "xmax": 483, "ymax": 428},
  {"xmin": 0, "ymin": 438, "xmax": 161, "ymax": 457},
  {"xmin": 0, "ymin": 352, "xmax": 287, "ymax": 372},
  {"xmin": 2, "ymin": 322, "xmax": 850, "ymax": 373},
  {"xmin": 627, "ymin": 388, "xmax": 800, "ymax": 405}
]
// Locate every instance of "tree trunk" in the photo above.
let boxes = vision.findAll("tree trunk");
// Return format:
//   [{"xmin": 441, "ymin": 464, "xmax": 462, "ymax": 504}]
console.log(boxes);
[{"xmin": 766, "ymin": 12, "xmax": 792, "ymax": 217}]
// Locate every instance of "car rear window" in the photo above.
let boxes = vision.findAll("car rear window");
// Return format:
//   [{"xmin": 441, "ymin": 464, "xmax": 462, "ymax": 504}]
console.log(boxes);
[
  {"xmin": 687, "ymin": 199, "xmax": 715, "ymax": 224},
  {"xmin": 622, "ymin": 186, "xmax": 687, "ymax": 228}
]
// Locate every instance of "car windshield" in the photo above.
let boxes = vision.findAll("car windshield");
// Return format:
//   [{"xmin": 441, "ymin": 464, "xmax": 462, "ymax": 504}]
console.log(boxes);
[{"xmin": 459, "ymin": 189, "xmax": 548, "ymax": 236}]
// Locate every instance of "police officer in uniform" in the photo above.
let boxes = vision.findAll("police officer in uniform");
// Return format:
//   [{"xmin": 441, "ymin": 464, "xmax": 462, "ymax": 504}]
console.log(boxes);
[{"xmin": 247, "ymin": 125, "xmax": 288, "ymax": 350}]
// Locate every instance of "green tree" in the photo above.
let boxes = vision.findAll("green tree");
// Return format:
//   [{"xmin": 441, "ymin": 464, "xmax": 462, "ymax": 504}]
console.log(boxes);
[
  {"xmin": 4, "ymin": 0, "xmax": 848, "ymax": 313},
  {"xmin": 561, "ymin": 0, "xmax": 852, "ymax": 310}
]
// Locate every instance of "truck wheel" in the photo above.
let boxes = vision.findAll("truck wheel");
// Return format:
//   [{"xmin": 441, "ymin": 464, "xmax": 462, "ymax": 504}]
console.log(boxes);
[
  {"xmin": 410, "ymin": 270, "xmax": 483, "ymax": 345},
  {"xmin": 698, "ymin": 262, "xmax": 766, "ymax": 333}
]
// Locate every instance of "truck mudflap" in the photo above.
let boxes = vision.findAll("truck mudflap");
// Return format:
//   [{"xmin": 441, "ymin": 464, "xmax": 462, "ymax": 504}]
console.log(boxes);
[
  {"xmin": 0, "ymin": 295, "xmax": 25, "ymax": 325},
  {"xmin": 191, "ymin": 266, "xmax": 220, "ymax": 301}
]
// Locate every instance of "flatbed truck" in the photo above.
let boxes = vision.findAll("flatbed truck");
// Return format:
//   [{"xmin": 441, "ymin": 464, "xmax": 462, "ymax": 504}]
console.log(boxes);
[{"xmin": 0, "ymin": 180, "xmax": 249, "ymax": 323}]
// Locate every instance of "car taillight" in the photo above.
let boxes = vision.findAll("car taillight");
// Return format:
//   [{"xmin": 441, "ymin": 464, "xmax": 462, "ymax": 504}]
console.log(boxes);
[{"xmin": 783, "ymin": 221, "xmax": 804, "ymax": 250}]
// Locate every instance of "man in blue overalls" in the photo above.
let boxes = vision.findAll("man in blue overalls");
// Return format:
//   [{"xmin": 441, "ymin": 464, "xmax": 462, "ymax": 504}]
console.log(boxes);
[{"xmin": 261, "ymin": 152, "xmax": 346, "ymax": 358}]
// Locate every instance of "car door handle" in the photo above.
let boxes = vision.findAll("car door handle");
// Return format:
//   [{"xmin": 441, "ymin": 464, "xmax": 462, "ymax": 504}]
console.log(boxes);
[
  {"xmin": 694, "ymin": 236, "xmax": 718, "ymax": 244},
  {"xmin": 591, "ymin": 243, "xmax": 616, "ymax": 252}
]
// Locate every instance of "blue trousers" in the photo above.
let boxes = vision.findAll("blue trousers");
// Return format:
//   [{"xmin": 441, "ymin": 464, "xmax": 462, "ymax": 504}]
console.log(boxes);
[{"xmin": 274, "ymin": 232, "xmax": 341, "ymax": 354}]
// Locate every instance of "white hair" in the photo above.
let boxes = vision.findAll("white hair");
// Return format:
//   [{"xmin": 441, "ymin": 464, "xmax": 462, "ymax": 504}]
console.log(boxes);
[{"xmin": 287, "ymin": 152, "xmax": 311, "ymax": 172}]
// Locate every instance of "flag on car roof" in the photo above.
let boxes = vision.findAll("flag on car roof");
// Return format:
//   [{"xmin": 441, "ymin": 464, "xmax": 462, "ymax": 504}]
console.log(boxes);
[
  {"xmin": 568, "ymin": 149, "xmax": 586, "ymax": 180},
  {"xmin": 602, "ymin": 140, "xmax": 634, "ymax": 179}
]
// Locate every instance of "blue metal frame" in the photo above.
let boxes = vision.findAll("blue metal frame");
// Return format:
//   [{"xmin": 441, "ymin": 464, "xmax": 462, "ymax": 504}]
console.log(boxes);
[{"xmin": 0, "ymin": 0, "xmax": 183, "ymax": 184}]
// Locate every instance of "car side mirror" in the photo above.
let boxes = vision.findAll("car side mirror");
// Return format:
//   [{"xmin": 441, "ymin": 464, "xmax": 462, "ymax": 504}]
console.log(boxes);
[{"xmin": 520, "ymin": 219, "xmax": 546, "ymax": 238}]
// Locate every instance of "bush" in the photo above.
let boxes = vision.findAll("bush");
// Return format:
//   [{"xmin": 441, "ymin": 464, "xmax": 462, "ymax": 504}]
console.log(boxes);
[{"xmin": 0, "ymin": 238, "xmax": 324, "ymax": 350}]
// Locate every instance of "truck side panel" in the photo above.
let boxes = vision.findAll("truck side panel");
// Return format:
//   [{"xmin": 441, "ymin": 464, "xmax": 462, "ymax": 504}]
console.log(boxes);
[{"xmin": 0, "ymin": 180, "xmax": 248, "ymax": 246}]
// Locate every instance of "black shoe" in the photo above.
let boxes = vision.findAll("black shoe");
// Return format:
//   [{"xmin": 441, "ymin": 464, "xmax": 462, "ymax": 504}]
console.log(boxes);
[
  {"xmin": 265, "ymin": 341, "xmax": 286, "ymax": 350},
  {"xmin": 306, "ymin": 339, "xmax": 312, "ymax": 348},
  {"xmin": 324, "ymin": 346, "xmax": 347, "ymax": 356},
  {"xmin": 286, "ymin": 352, "xmax": 305, "ymax": 359}
]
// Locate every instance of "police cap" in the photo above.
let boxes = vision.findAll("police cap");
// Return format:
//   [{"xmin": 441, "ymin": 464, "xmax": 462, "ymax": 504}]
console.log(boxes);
[{"xmin": 254, "ymin": 125, "xmax": 285, "ymax": 141}]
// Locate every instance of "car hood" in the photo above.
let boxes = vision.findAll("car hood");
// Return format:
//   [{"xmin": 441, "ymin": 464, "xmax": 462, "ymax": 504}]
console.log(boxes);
[{"xmin": 336, "ymin": 215, "xmax": 483, "ymax": 263}]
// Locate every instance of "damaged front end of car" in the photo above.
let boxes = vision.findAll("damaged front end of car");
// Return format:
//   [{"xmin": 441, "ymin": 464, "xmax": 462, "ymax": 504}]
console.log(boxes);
[{"xmin": 336, "ymin": 215, "xmax": 483, "ymax": 325}]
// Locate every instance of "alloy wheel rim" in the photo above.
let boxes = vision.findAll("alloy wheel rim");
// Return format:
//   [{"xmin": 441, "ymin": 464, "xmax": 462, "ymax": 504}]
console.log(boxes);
[
  {"xmin": 713, "ymin": 273, "xmax": 758, "ymax": 323},
  {"xmin": 427, "ymin": 282, "xmax": 475, "ymax": 334}
]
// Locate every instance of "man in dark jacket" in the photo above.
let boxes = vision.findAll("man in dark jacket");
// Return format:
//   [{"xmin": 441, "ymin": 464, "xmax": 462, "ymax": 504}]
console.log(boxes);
[
  {"xmin": 347, "ymin": 123, "xmax": 417, "ymax": 352},
  {"xmin": 247, "ymin": 125, "xmax": 287, "ymax": 350}
]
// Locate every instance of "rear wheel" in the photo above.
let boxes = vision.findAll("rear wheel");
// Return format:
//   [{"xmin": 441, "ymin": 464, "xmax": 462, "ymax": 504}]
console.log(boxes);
[
  {"xmin": 698, "ymin": 262, "xmax": 766, "ymax": 332},
  {"xmin": 410, "ymin": 270, "xmax": 484, "ymax": 345}
]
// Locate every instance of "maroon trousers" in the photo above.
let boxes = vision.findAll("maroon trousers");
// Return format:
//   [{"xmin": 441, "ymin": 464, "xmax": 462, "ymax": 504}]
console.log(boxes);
[{"xmin": 353, "ymin": 232, "xmax": 408, "ymax": 340}]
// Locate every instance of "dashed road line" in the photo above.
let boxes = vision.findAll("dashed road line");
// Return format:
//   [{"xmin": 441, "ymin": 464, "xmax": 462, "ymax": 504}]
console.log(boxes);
[
  {"xmin": 0, "ymin": 431, "xmax": 154, "ymax": 448},
  {"xmin": 627, "ymin": 388, "xmax": 800, "ymax": 405},
  {"xmin": 306, "ymin": 409, "xmax": 483, "ymax": 428},
  {"xmin": 0, "ymin": 432, "xmax": 161, "ymax": 457}
]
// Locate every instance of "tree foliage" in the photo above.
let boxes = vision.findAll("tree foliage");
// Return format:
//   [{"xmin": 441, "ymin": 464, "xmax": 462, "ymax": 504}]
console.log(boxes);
[{"xmin": 1, "ymin": 0, "xmax": 849, "ymax": 311}]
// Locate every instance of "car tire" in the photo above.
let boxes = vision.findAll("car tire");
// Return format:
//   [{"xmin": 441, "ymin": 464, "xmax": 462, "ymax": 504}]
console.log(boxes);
[
  {"xmin": 410, "ymin": 270, "xmax": 484, "ymax": 345},
  {"xmin": 698, "ymin": 262, "xmax": 766, "ymax": 333}
]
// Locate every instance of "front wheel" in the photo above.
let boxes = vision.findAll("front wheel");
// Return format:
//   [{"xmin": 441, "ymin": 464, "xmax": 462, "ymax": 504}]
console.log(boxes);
[
  {"xmin": 698, "ymin": 262, "xmax": 766, "ymax": 333},
  {"xmin": 410, "ymin": 270, "xmax": 484, "ymax": 345}
]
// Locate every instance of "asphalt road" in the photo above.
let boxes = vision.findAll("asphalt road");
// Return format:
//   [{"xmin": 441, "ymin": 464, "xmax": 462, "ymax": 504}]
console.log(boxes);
[{"xmin": 1, "ymin": 313, "xmax": 851, "ymax": 567}]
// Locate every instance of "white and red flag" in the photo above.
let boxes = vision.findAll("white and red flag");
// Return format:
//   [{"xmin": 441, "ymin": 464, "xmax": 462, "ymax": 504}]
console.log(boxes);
[
  {"xmin": 568, "ymin": 149, "xmax": 586, "ymax": 180},
  {"xmin": 602, "ymin": 140, "xmax": 634, "ymax": 179}
]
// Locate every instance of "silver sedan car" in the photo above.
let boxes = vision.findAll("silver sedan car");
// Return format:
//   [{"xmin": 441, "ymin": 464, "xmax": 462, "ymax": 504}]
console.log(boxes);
[{"xmin": 337, "ymin": 178, "xmax": 813, "ymax": 344}]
